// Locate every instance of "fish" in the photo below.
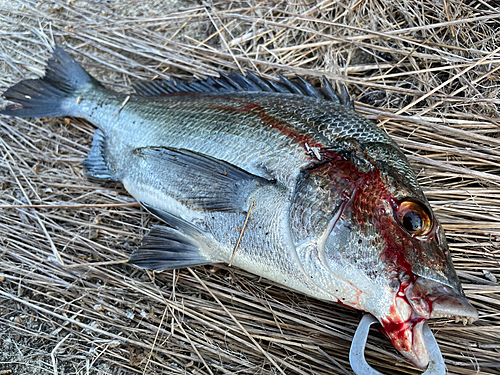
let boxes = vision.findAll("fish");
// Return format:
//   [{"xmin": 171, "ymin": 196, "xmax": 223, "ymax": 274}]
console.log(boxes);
[{"xmin": 0, "ymin": 46, "xmax": 478, "ymax": 369}]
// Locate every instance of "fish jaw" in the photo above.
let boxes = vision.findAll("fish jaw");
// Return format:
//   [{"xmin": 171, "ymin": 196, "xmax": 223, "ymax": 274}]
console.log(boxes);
[
  {"xmin": 379, "ymin": 276, "xmax": 478, "ymax": 369},
  {"xmin": 408, "ymin": 277, "xmax": 478, "ymax": 324},
  {"xmin": 379, "ymin": 290, "xmax": 429, "ymax": 369}
]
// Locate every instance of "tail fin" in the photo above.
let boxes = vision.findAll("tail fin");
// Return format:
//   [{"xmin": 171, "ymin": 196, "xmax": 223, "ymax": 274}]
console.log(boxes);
[{"xmin": 0, "ymin": 46, "xmax": 102, "ymax": 118}]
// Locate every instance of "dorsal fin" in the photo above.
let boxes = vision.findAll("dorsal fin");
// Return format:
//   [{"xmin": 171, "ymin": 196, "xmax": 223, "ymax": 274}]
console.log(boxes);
[{"xmin": 132, "ymin": 71, "xmax": 353, "ymax": 107}]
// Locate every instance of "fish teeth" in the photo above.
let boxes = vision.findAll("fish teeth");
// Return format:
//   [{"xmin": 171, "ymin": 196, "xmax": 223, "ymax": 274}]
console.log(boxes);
[{"xmin": 430, "ymin": 311, "xmax": 475, "ymax": 325}]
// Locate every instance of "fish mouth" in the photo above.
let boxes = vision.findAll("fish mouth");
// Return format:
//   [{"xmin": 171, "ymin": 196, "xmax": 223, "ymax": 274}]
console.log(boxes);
[{"xmin": 380, "ymin": 276, "xmax": 478, "ymax": 369}]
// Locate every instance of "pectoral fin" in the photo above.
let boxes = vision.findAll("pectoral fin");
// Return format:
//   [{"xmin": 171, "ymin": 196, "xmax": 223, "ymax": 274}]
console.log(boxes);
[
  {"xmin": 133, "ymin": 146, "xmax": 272, "ymax": 212},
  {"xmin": 128, "ymin": 148, "xmax": 273, "ymax": 271}
]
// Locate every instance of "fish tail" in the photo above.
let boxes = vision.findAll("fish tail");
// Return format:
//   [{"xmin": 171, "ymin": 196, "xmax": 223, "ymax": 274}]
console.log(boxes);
[{"xmin": 0, "ymin": 46, "xmax": 102, "ymax": 118}]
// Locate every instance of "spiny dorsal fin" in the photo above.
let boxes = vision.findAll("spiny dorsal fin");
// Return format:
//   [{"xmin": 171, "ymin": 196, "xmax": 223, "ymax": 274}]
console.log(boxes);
[{"xmin": 132, "ymin": 71, "xmax": 353, "ymax": 107}]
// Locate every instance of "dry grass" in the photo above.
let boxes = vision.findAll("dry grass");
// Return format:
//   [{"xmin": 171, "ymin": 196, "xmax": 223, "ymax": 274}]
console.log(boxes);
[{"xmin": 0, "ymin": 0, "xmax": 499, "ymax": 374}]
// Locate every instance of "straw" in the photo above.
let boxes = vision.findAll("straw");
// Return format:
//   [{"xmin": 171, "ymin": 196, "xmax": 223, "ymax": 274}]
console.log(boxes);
[{"xmin": 0, "ymin": 1, "xmax": 499, "ymax": 374}]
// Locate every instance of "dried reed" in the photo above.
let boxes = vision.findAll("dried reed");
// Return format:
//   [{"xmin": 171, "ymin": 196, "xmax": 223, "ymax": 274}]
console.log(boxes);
[{"xmin": 0, "ymin": 1, "xmax": 499, "ymax": 374}]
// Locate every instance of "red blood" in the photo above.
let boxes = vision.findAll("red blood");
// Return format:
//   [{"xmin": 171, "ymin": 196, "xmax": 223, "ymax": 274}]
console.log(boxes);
[
  {"xmin": 304, "ymin": 156, "xmax": 421, "ymax": 284},
  {"xmin": 336, "ymin": 299, "xmax": 360, "ymax": 310},
  {"xmin": 208, "ymin": 98, "xmax": 454, "ymax": 353},
  {"xmin": 380, "ymin": 297, "xmax": 427, "ymax": 350},
  {"xmin": 381, "ymin": 308, "xmax": 424, "ymax": 349},
  {"xmin": 211, "ymin": 97, "xmax": 442, "ymax": 288},
  {"xmin": 211, "ymin": 100, "xmax": 326, "ymax": 154}
]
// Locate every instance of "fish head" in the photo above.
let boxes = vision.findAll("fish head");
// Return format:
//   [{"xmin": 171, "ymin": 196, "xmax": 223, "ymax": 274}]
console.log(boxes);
[
  {"xmin": 368, "ymin": 215, "xmax": 478, "ymax": 368},
  {"xmin": 310, "ymin": 143, "xmax": 478, "ymax": 369}
]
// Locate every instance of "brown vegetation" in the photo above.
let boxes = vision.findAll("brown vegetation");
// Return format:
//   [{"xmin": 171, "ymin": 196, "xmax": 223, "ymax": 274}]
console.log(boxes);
[{"xmin": 0, "ymin": 1, "xmax": 499, "ymax": 374}]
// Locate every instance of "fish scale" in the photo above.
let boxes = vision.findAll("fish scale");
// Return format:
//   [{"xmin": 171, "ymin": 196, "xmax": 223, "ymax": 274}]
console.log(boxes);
[
  {"xmin": 0, "ymin": 46, "xmax": 478, "ymax": 371},
  {"xmin": 95, "ymin": 94, "xmax": 311, "ymax": 184},
  {"xmin": 78, "ymin": 89, "xmax": 396, "ymax": 188}
]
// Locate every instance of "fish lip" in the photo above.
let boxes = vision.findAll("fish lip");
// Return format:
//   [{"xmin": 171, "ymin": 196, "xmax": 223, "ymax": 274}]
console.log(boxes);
[
  {"xmin": 408, "ymin": 277, "xmax": 478, "ymax": 324},
  {"xmin": 405, "ymin": 320, "xmax": 429, "ymax": 370},
  {"xmin": 380, "ymin": 307, "xmax": 430, "ymax": 369},
  {"xmin": 380, "ymin": 276, "xmax": 478, "ymax": 369}
]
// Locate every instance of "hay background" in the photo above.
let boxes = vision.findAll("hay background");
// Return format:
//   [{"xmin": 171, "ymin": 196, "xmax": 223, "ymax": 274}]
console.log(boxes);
[{"xmin": 0, "ymin": 1, "xmax": 499, "ymax": 374}]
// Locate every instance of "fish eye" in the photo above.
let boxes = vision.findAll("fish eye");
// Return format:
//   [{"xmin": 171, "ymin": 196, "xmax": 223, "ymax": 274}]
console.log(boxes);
[{"xmin": 395, "ymin": 200, "xmax": 432, "ymax": 236}]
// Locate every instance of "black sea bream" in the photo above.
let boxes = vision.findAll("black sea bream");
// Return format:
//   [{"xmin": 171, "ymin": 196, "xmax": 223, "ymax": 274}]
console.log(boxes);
[{"xmin": 0, "ymin": 47, "xmax": 478, "ymax": 369}]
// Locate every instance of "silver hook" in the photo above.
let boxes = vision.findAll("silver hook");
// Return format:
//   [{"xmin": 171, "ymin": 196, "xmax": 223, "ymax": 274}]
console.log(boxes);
[{"xmin": 349, "ymin": 314, "xmax": 446, "ymax": 375}]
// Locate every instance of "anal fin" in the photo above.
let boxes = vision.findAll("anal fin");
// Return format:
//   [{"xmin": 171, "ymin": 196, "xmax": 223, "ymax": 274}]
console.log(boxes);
[
  {"xmin": 83, "ymin": 129, "xmax": 117, "ymax": 181},
  {"xmin": 128, "ymin": 225, "xmax": 213, "ymax": 270}
]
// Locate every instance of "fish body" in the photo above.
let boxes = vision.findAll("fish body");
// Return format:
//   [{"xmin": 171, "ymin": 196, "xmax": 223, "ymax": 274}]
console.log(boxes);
[{"xmin": 0, "ymin": 47, "xmax": 478, "ymax": 369}]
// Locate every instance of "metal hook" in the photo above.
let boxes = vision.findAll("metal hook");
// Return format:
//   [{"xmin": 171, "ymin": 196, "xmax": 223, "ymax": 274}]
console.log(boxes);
[{"xmin": 349, "ymin": 314, "xmax": 446, "ymax": 375}]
